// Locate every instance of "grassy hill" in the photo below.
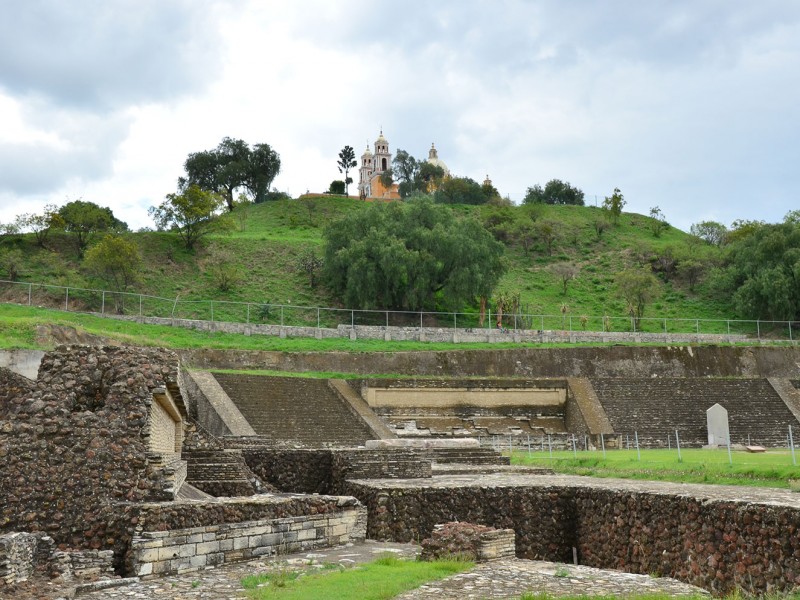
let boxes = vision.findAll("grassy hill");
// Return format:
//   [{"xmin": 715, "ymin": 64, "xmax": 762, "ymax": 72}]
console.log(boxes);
[{"xmin": 0, "ymin": 196, "xmax": 728, "ymax": 326}]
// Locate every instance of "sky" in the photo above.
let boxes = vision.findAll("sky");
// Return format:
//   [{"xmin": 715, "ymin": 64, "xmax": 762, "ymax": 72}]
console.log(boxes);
[{"xmin": 1, "ymin": 0, "xmax": 798, "ymax": 232}]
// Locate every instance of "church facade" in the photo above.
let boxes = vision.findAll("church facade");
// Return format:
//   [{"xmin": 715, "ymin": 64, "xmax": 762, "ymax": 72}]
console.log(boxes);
[{"xmin": 357, "ymin": 131, "xmax": 449, "ymax": 200}]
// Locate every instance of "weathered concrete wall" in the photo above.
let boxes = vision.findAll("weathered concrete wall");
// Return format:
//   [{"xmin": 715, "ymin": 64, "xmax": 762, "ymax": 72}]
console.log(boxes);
[
  {"xmin": 180, "ymin": 345, "xmax": 800, "ymax": 379},
  {"xmin": 0, "ymin": 350, "xmax": 44, "ymax": 380}
]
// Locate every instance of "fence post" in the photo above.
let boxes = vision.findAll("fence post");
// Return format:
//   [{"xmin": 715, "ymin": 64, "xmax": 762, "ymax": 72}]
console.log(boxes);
[
  {"xmin": 454, "ymin": 312, "xmax": 457, "ymax": 331},
  {"xmin": 635, "ymin": 431, "xmax": 641, "ymax": 461},
  {"xmin": 631, "ymin": 317, "xmax": 636, "ymax": 333},
  {"xmin": 139, "ymin": 294, "xmax": 143, "ymax": 317},
  {"xmin": 757, "ymin": 320, "xmax": 760, "ymax": 339},
  {"xmin": 601, "ymin": 433, "xmax": 606, "ymax": 459},
  {"xmin": 385, "ymin": 310, "xmax": 388, "ymax": 328},
  {"xmin": 527, "ymin": 434, "xmax": 531, "ymax": 456},
  {"xmin": 65, "ymin": 287, "xmax": 69, "ymax": 311},
  {"xmin": 548, "ymin": 434, "xmax": 552, "ymax": 459},
  {"xmin": 790, "ymin": 425, "xmax": 797, "ymax": 466},
  {"xmin": 352, "ymin": 310, "xmax": 355, "ymax": 329},
  {"xmin": 675, "ymin": 429, "xmax": 682, "ymax": 462},
  {"xmin": 696, "ymin": 319, "xmax": 699, "ymax": 334},
  {"xmin": 790, "ymin": 322, "xmax": 793, "ymax": 343},
  {"xmin": 571, "ymin": 435, "xmax": 577, "ymax": 458},
  {"xmin": 28, "ymin": 283, "xmax": 32, "ymax": 306},
  {"xmin": 101, "ymin": 291, "xmax": 105, "ymax": 315},
  {"xmin": 317, "ymin": 307, "xmax": 320, "ymax": 330},
  {"xmin": 663, "ymin": 318, "xmax": 667, "ymax": 333}
]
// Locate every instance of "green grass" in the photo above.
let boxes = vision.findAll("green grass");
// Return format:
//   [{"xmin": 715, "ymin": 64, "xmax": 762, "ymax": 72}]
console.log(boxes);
[
  {"xmin": 0, "ymin": 198, "xmax": 736, "ymax": 327},
  {"xmin": 511, "ymin": 448, "xmax": 800, "ymax": 488},
  {"xmin": 0, "ymin": 303, "xmax": 588, "ymax": 352},
  {"xmin": 241, "ymin": 554, "xmax": 472, "ymax": 599}
]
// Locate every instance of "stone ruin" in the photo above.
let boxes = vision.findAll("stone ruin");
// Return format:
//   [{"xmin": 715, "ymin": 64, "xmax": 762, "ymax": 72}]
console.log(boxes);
[{"xmin": 2, "ymin": 344, "xmax": 800, "ymax": 596}]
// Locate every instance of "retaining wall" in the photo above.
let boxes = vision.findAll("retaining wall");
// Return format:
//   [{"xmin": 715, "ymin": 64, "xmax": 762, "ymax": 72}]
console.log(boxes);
[
  {"xmin": 342, "ymin": 477, "xmax": 800, "ymax": 595},
  {"xmin": 98, "ymin": 313, "xmax": 750, "ymax": 345},
  {"xmin": 180, "ymin": 346, "xmax": 800, "ymax": 379},
  {"xmin": 129, "ymin": 507, "xmax": 366, "ymax": 577}
]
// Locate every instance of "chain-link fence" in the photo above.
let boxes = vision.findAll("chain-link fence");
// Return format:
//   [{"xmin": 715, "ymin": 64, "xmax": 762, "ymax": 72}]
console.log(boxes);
[{"xmin": 1, "ymin": 278, "xmax": 797, "ymax": 341}]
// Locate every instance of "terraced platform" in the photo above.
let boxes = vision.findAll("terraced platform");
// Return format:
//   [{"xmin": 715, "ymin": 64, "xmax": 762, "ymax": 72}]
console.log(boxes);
[
  {"xmin": 591, "ymin": 377, "xmax": 797, "ymax": 446},
  {"xmin": 212, "ymin": 374, "xmax": 376, "ymax": 447}
]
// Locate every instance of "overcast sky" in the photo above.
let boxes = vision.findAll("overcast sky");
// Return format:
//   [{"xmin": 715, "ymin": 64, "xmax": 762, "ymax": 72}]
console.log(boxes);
[{"xmin": 1, "ymin": 1, "xmax": 798, "ymax": 232}]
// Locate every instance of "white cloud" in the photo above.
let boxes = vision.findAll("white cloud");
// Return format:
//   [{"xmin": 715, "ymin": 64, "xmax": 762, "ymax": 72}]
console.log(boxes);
[{"xmin": 0, "ymin": 0, "xmax": 798, "ymax": 232}]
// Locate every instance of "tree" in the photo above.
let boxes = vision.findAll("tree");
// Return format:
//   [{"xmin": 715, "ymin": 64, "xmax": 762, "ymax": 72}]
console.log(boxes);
[
  {"xmin": 392, "ymin": 150, "xmax": 419, "ymax": 198},
  {"xmin": 337, "ymin": 145, "xmax": 357, "ymax": 196},
  {"xmin": 616, "ymin": 268, "xmax": 658, "ymax": 328},
  {"xmin": 379, "ymin": 168, "xmax": 394, "ymax": 191},
  {"xmin": 322, "ymin": 197, "xmax": 505, "ymax": 311},
  {"xmin": 523, "ymin": 179, "xmax": 585, "ymax": 205},
  {"xmin": 58, "ymin": 200, "xmax": 126, "ymax": 254},
  {"xmin": 689, "ymin": 220, "xmax": 728, "ymax": 246},
  {"xmin": 148, "ymin": 185, "xmax": 231, "ymax": 250},
  {"xmin": 0, "ymin": 248, "xmax": 24, "ymax": 281},
  {"xmin": 202, "ymin": 243, "xmax": 241, "ymax": 292},
  {"xmin": 716, "ymin": 220, "xmax": 800, "ymax": 320},
  {"xmin": 548, "ymin": 262, "xmax": 580, "ymax": 295},
  {"xmin": 602, "ymin": 187, "xmax": 626, "ymax": 225},
  {"xmin": 181, "ymin": 137, "xmax": 281, "ymax": 210},
  {"xmin": 434, "ymin": 177, "xmax": 486, "ymax": 205},
  {"xmin": 297, "ymin": 249, "xmax": 323, "ymax": 288},
  {"xmin": 328, "ymin": 180, "xmax": 346, "ymax": 195},
  {"xmin": 534, "ymin": 219, "xmax": 560, "ymax": 255},
  {"xmin": 648, "ymin": 206, "xmax": 668, "ymax": 237},
  {"xmin": 15, "ymin": 204, "xmax": 64, "ymax": 248},
  {"xmin": 84, "ymin": 235, "xmax": 142, "ymax": 306},
  {"xmin": 593, "ymin": 218, "xmax": 609, "ymax": 240},
  {"xmin": 246, "ymin": 143, "xmax": 281, "ymax": 203}
]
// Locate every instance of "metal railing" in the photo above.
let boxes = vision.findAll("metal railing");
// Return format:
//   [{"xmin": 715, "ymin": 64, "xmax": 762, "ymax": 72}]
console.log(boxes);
[{"xmin": 0, "ymin": 279, "xmax": 796, "ymax": 341}]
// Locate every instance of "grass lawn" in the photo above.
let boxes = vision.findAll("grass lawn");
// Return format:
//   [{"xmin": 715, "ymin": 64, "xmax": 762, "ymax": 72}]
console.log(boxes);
[
  {"xmin": 241, "ymin": 554, "xmax": 471, "ymax": 600},
  {"xmin": 510, "ymin": 448, "xmax": 800, "ymax": 488}
]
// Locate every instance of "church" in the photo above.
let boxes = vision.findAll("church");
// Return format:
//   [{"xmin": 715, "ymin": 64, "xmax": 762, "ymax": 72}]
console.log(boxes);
[{"xmin": 357, "ymin": 131, "xmax": 450, "ymax": 200}]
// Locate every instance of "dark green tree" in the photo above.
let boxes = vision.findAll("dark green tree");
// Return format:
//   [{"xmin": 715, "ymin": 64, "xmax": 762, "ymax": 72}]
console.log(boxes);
[
  {"xmin": 328, "ymin": 180, "xmax": 346, "ymax": 195},
  {"xmin": 391, "ymin": 150, "xmax": 419, "ymax": 198},
  {"xmin": 246, "ymin": 143, "xmax": 281, "ymax": 203},
  {"xmin": 58, "ymin": 200, "xmax": 126, "ymax": 254},
  {"xmin": 148, "ymin": 185, "xmax": 232, "ymax": 250},
  {"xmin": 322, "ymin": 198, "xmax": 505, "ymax": 310},
  {"xmin": 690, "ymin": 220, "xmax": 728, "ymax": 246},
  {"xmin": 523, "ymin": 179, "xmax": 585, "ymax": 205},
  {"xmin": 181, "ymin": 137, "xmax": 281, "ymax": 210},
  {"xmin": 434, "ymin": 177, "xmax": 486, "ymax": 205},
  {"xmin": 337, "ymin": 145, "xmax": 357, "ymax": 196},
  {"xmin": 716, "ymin": 220, "xmax": 800, "ymax": 320}
]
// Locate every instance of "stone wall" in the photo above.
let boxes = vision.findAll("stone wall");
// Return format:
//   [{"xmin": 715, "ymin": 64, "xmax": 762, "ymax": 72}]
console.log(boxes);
[
  {"xmin": 0, "ymin": 346, "xmax": 181, "ymax": 552},
  {"xmin": 342, "ymin": 482, "xmax": 577, "ymax": 564},
  {"xmin": 100, "ymin": 313, "xmax": 750, "ymax": 345},
  {"xmin": 130, "ymin": 508, "xmax": 366, "ymax": 577},
  {"xmin": 342, "ymin": 480, "xmax": 800, "ymax": 595},
  {"xmin": 181, "ymin": 345, "xmax": 800, "ymax": 379},
  {"xmin": 242, "ymin": 448, "xmax": 432, "ymax": 495},
  {"xmin": 113, "ymin": 494, "xmax": 361, "ymax": 575}
]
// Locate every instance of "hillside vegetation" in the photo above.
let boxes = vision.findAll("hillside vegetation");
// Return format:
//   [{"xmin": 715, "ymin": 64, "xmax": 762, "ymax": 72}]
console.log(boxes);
[{"xmin": 0, "ymin": 196, "xmax": 730, "ymax": 323}]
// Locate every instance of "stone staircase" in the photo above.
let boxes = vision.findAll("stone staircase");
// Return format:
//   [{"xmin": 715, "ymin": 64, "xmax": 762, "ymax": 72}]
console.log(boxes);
[
  {"xmin": 426, "ymin": 447, "xmax": 510, "ymax": 466},
  {"xmin": 212, "ymin": 374, "xmax": 377, "ymax": 447},
  {"xmin": 182, "ymin": 449, "xmax": 263, "ymax": 497},
  {"xmin": 590, "ymin": 378, "xmax": 799, "ymax": 447}
]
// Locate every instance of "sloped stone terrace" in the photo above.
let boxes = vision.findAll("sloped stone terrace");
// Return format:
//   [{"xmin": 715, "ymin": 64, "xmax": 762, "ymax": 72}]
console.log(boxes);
[
  {"xmin": 213, "ymin": 374, "xmax": 376, "ymax": 447},
  {"xmin": 591, "ymin": 377, "xmax": 798, "ymax": 446}
]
